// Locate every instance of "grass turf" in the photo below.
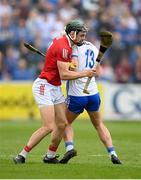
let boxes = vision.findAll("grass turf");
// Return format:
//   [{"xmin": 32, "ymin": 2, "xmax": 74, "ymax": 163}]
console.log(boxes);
[{"xmin": 0, "ymin": 120, "xmax": 141, "ymax": 179}]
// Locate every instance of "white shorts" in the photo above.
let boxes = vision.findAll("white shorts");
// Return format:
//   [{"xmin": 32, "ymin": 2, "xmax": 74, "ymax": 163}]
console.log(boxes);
[{"xmin": 32, "ymin": 78, "xmax": 65, "ymax": 107}]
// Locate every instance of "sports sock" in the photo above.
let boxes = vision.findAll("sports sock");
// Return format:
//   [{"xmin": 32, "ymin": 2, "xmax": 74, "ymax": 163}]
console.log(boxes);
[
  {"xmin": 107, "ymin": 147, "xmax": 117, "ymax": 157},
  {"xmin": 65, "ymin": 141, "xmax": 74, "ymax": 152},
  {"xmin": 19, "ymin": 145, "xmax": 32, "ymax": 158},
  {"xmin": 47, "ymin": 145, "xmax": 57, "ymax": 158}
]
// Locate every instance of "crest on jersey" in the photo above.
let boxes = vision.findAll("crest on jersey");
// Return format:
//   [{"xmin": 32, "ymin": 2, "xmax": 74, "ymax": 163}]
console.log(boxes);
[{"xmin": 62, "ymin": 48, "xmax": 69, "ymax": 59}]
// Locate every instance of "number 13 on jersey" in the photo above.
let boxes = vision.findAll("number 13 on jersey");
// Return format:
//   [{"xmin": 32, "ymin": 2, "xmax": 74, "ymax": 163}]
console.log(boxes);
[{"xmin": 85, "ymin": 49, "xmax": 95, "ymax": 68}]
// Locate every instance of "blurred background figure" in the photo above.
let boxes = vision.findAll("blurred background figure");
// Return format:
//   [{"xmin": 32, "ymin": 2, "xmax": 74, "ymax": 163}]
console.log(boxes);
[
  {"xmin": 115, "ymin": 55, "xmax": 132, "ymax": 83},
  {"xmin": 12, "ymin": 57, "xmax": 35, "ymax": 80}
]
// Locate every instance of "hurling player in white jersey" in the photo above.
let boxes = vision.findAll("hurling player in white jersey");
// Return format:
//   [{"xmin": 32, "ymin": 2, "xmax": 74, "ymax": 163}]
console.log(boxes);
[{"xmin": 60, "ymin": 41, "xmax": 122, "ymax": 165}]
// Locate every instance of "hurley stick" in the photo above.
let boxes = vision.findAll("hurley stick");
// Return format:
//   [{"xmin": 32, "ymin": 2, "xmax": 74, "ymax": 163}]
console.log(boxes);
[
  {"xmin": 83, "ymin": 30, "xmax": 113, "ymax": 94},
  {"xmin": 24, "ymin": 43, "xmax": 45, "ymax": 57}
]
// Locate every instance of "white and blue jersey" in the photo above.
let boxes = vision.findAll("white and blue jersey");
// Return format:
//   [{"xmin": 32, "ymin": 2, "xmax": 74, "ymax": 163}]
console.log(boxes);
[{"xmin": 66, "ymin": 41, "xmax": 101, "ymax": 114}]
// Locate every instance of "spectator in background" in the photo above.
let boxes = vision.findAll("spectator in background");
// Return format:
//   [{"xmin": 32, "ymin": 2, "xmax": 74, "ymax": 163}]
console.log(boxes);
[
  {"xmin": 82, "ymin": 0, "xmax": 99, "ymax": 12},
  {"xmin": 37, "ymin": 0, "xmax": 58, "ymax": 13},
  {"xmin": 133, "ymin": 58, "xmax": 141, "ymax": 83},
  {"xmin": 115, "ymin": 5, "xmax": 139, "ymax": 56},
  {"xmin": 59, "ymin": 1, "xmax": 79, "ymax": 22},
  {"xmin": 26, "ymin": 8, "xmax": 43, "ymax": 42},
  {"xmin": 14, "ymin": 18, "xmax": 33, "ymax": 46},
  {"xmin": 0, "ymin": 52, "xmax": 4, "ymax": 80},
  {"xmin": 0, "ymin": 0, "xmax": 13, "ymax": 18},
  {"xmin": 17, "ymin": 0, "xmax": 31, "ymax": 20},
  {"xmin": 98, "ymin": 59, "xmax": 115, "ymax": 82},
  {"xmin": 4, "ymin": 45, "xmax": 19, "ymax": 80},
  {"xmin": 13, "ymin": 58, "xmax": 35, "ymax": 80},
  {"xmin": 97, "ymin": 11, "xmax": 114, "ymax": 32},
  {"xmin": 129, "ymin": 45, "xmax": 141, "ymax": 65},
  {"xmin": 0, "ymin": 0, "xmax": 140, "ymax": 83},
  {"xmin": 0, "ymin": 15, "xmax": 15, "ymax": 52},
  {"xmin": 108, "ymin": 32, "xmax": 125, "ymax": 68},
  {"xmin": 19, "ymin": 41, "xmax": 33, "ymax": 67},
  {"xmin": 35, "ymin": 61, "xmax": 44, "ymax": 77},
  {"xmin": 115, "ymin": 55, "xmax": 132, "ymax": 83},
  {"xmin": 131, "ymin": 0, "xmax": 141, "ymax": 16},
  {"xmin": 50, "ymin": 13, "xmax": 64, "ymax": 39}
]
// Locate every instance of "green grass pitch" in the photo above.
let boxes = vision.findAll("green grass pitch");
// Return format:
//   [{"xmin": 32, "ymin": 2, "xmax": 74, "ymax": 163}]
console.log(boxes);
[{"xmin": 0, "ymin": 120, "xmax": 141, "ymax": 179}]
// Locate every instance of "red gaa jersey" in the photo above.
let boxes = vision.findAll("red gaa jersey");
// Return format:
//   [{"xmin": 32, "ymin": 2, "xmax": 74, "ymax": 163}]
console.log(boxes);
[{"xmin": 39, "ymin": 35, "xmax": 72, "ymax": 86}]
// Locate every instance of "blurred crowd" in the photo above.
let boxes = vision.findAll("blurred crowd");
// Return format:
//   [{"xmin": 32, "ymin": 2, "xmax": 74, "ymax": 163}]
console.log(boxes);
[{"xmin": 0, "ymin": 0, "xmax": 141, "ymax": 83}]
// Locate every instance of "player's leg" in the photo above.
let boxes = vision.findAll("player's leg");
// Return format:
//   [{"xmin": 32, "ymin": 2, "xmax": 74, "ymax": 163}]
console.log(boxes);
[
  {"xmin": 43, "ymin": 102, "xmax": 67, "ymax": 163},
  {"xmin": 60, "ymin": 95, "xmax": 86, "ymax": 164},
  {"xmin": 86, "ymin": 93, "xmax": 121, "ymax": 164},
  {"xmin": 64, "ymin": 96, "xmax": 85, "ymax": 151},
  {"xmin": 50, "ymin": 102, "xmax": 67, "ymax": 148},
  {"xmin": 59, "ymin": 108, "xmax": 78, "ymax": 164},
  {"xmin": 88, "ymin": 110, "xmax": 114, "ymax": 147},
  {"xmin": 64, "ymin": 108, "xmax": 78, "ymax": 150},
  {"xmin": 13, "ymin": 105, "xmax": 54, "ymax": 164},
  {"xmin": 88, "ymin": 110, "xmax": 122, "ymax": 164},
  {"xmin": 13, "ymin": 78, "xmax": 54, "ymax": 164},
  {"xmin": 27, "ymin": 106, "xmax": 54, "ymax": 147},
  {"xmin": 43, "ymin": 86, "xmax": 70, "ymax": 163}
]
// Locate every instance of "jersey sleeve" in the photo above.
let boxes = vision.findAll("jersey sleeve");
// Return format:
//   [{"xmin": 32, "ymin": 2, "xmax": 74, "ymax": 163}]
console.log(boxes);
[
  {"xmin": 72, "ymin": 46, "xmax": 78, "ymax": 58},
  {"xmin": 56, "ymin": 45, "xmax": 72, "ymax": 63}
]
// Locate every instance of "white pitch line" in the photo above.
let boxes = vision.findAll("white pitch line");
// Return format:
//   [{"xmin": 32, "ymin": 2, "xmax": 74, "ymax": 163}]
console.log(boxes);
[{"xmin": 88, "ymin": 154, "xmax": 107, "ymax": 157}]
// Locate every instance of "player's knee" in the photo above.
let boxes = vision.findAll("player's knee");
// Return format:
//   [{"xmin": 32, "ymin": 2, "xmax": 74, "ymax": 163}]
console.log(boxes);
[
  {"xmin": 94, "ymin": 121, "xmax": 103, "ymax": 130},
  {"xmin": 57, "ymin": 121, "xmax": 67, "ymax": 130},
  {"xmin": 42, "ymin": 125, "xmax": 53, "ymax": 134}
]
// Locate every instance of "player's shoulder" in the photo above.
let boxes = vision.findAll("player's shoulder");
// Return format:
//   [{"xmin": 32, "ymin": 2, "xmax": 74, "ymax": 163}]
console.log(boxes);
[
  {"xmin": 84, "ymin": 41, "xmax": 97, "ymax": 49},
  {"xmin": 54, "ymin": 35, "xmax": 67, "ymax": 43},
  {"xmin": 84, "ymin": 41, "xmax": 99, "ymax": 57},
  {"xmin": 54, "ymin": 35, "xmax": 71, "ymax": 49},
  {"xmin": 79, "ymin": 41, "xmax": 98, "ymax": 53}
]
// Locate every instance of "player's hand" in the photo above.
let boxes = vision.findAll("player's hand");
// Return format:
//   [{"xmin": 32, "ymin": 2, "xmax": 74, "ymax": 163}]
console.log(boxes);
[{"xmin": 85, "ymin": 68, "xmax": 97, "ymax": 78}]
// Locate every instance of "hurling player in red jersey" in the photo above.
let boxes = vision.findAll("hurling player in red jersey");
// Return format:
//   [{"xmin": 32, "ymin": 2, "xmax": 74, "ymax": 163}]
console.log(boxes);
[{"xmin": 13, "ymin": 19, "xmax": 97, "ymax": 164}]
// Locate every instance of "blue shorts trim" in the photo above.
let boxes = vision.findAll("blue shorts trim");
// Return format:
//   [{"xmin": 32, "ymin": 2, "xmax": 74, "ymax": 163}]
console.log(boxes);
[{"xmin": 66, "ymin": 93, "xmax": 101, "ymax": 114}]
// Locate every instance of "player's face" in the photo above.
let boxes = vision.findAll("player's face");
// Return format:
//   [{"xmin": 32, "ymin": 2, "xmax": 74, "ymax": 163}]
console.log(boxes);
[{"xmin": 75, "ymin": 31, "xmax": 87, "ymax": 46}]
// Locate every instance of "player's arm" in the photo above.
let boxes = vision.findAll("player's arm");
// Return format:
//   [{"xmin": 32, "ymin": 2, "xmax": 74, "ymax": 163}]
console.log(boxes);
[{"xmin": 57, "ymin": 61, "xmax": 96, "ymax": 80}]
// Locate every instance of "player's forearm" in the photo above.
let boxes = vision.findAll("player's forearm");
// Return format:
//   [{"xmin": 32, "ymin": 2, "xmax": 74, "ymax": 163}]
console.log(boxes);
[{"xmin": 60, "ymin": 70, "xmax": 91, "ymax": 80}]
